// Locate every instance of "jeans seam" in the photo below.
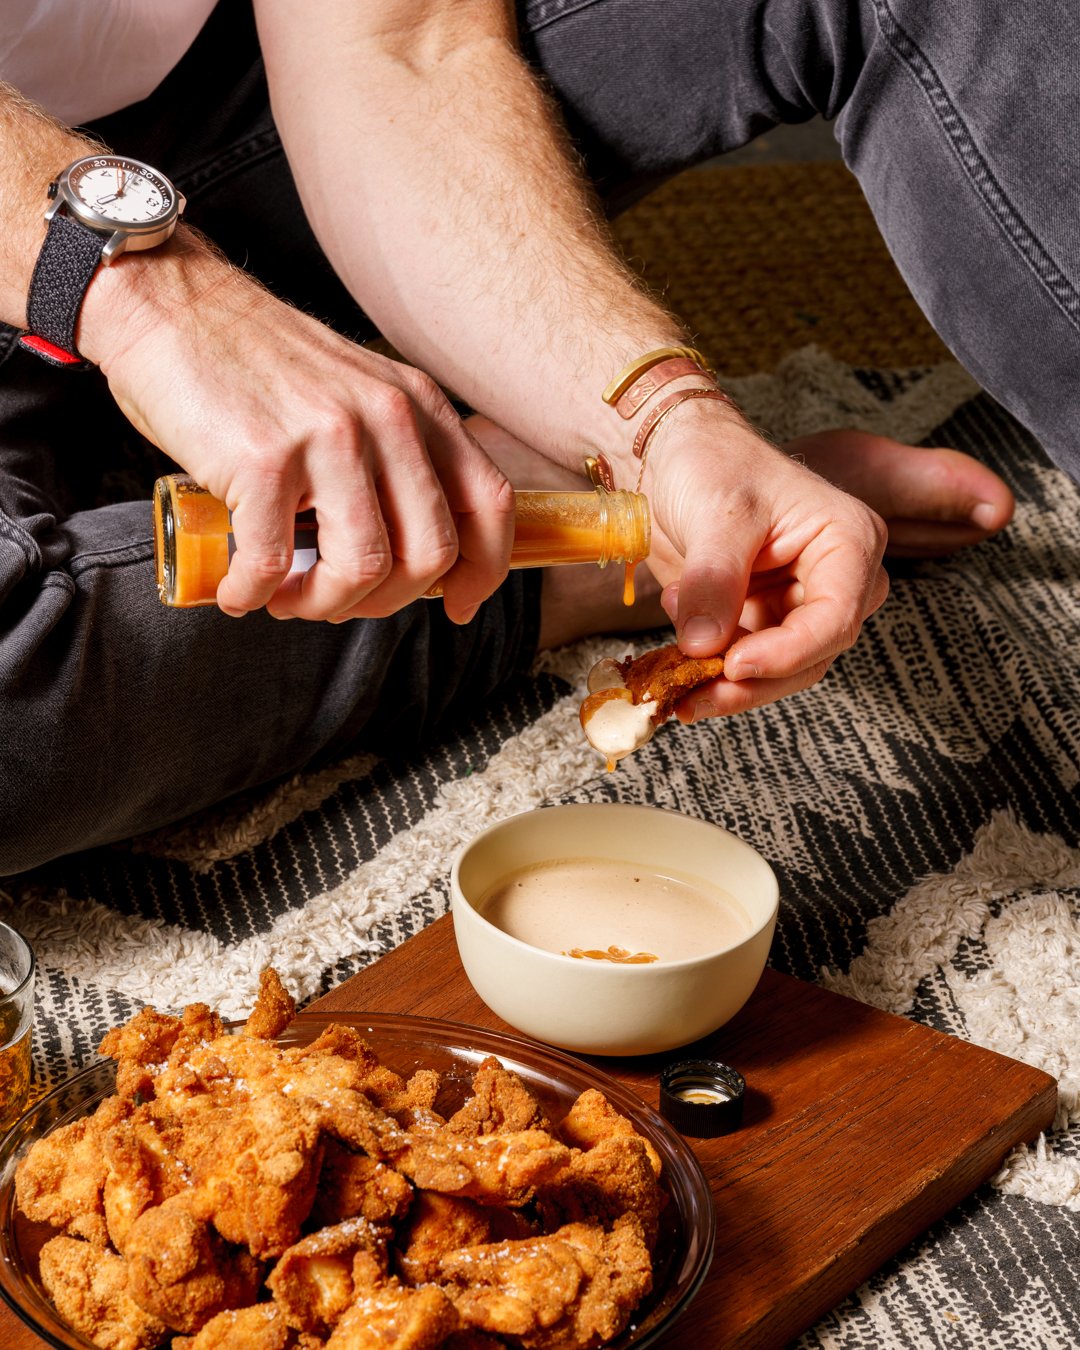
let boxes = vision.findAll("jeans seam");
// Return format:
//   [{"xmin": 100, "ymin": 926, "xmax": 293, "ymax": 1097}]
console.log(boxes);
[
  {"xmin": 0, "ymin": 511, "xmax": 39, "ymax": 572},
  {"xmin": 176, "ymin": 127, "xmax": 283, "ymax": 199},
  {"xmin": 67, "ymin": 540, "xmax": 154, "ymax": 578},
  {"xmin": 524, "ymin": 0, "xmax": 606, "ymax": 34},
  {"xmin": 872, "ymin": 0, "xmax": 1080, "ymax": 338}
]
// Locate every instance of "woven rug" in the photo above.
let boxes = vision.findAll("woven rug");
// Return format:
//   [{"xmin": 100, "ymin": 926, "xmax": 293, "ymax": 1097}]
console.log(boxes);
[{"xmin": 3, "ymin": 163, "xmax": 1079, "ymax": 1348}]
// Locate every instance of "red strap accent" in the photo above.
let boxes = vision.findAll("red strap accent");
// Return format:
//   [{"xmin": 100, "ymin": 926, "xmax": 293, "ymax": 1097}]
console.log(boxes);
[{"xmin": 18, "ymin": 332, "xmax": 84, "ymax": 366}]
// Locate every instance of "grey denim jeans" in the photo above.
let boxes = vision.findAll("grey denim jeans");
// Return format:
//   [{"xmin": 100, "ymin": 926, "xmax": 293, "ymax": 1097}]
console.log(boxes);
[{"xmin": 1, "ymin": 0, "xmax": 1076, "ymax": 874}]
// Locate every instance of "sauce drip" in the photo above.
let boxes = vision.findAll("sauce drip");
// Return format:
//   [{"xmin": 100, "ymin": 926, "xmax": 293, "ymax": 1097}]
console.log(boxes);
[{"xmin": 622, "ymin": 560, "xmax": 637, "ymax": 606}]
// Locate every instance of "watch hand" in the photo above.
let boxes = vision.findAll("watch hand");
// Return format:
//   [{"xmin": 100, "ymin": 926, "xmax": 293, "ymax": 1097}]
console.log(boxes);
[{"xmin": 95, "ymin": 193, "xmax": 121, "ymax": 205}]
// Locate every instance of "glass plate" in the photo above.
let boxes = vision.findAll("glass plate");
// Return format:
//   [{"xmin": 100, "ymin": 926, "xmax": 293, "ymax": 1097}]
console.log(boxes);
[{"xmin": 0, "ymin": 1011, "xmax": 714, "ymax": 1349}]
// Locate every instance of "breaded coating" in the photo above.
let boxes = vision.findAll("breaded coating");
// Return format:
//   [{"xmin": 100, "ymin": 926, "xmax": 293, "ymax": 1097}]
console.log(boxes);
[
  {"xmin": 243, "ymin": 969, "xmax": 297, "ymax": 1041},
  {"xmin": 398, "ymin": 1192, "xmax": 535, "ymax": 1286},
  {"xmin": 21, "ymin": 976, "xmax": 662, "ymax": 1350},
  {"xmin": 557, "ymin": 1090, "xmax": 661, "ymax": 1176},
  {"xmin": 100, "ymin": 1004, "xmax": 223, "ymax": 1101},
  {"xmin": 446, "ymin": 1058, "xmax": 553, "ymax": 1138},
  {"xmin": 398, "ymin": 1193, "xmax": 496, "ymax": 1285},
  {"xmin": 38, "ymin": 1235, "xmax": 167, "ymax": 1350},
  {"xmin": 309, "ymin": 1140, "xmax": 413, "ymax": 1229},
  {"xmin": 441, "ymin": 1216, "xmax": 653, "ymax": 1350},
  {"xmin": 267, "ymin": 1216, "xmax": 389, "ymax": 1335},
  {"xmin": 177, "ymin": 1092, "xmax": 326, "ymax": 1258},
  {"xmin": 323, "ymin": 1280, "xmax": 458, "ymax": 1350},
  {"xmin": 538, "ymin": 1136, "xmax": 664, "ymax": 1249},
  {"xmin": 102, "ymin": 1101, "xmax": 190, "ymax": 1253},
  {"xmin": 123, "ymin": 1195, "xmax": 263, "ymax": 1333},
  {"xmin": 171, "ymin": 1301, "xmax": 296, "ymax": 1349},
  {"xmin": 616, "ymin": 645, "xmax": 725, "ymax": 723},
  {"xmin": 393, "ymin": 1128, "xmax": 570, "ymax": 1207},
  {"xmin": 15, "ymin": 1095, "xmax": 131, "ymax": 1246},
  {"xmin": 284, "ymin": 1024, "xmax": 409, "ymax": 1104}
]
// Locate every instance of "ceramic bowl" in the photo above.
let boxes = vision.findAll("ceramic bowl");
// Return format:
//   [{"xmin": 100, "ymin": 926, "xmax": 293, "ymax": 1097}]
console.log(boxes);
[{"xmin": 450, "ymin": 803, "xmax": 779, "ymax": 1056}]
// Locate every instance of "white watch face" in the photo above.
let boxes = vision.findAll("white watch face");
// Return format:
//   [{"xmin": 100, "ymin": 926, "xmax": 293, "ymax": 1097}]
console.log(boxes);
[{"xmin": 64, "ymin": 156, "xmax": 177, "ymax": 230}]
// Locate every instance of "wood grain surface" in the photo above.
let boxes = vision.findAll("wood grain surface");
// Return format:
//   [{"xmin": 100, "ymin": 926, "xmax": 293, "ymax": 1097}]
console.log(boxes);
[{"xmin": 0, "ymin": 914, "xmax": 1056, "ymax": 1349}]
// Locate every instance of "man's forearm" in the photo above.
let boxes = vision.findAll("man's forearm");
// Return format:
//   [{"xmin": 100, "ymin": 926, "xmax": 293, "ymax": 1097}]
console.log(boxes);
[{"xmin": 253, "ymin": 0, "xmax": 690, "ymax": 480}]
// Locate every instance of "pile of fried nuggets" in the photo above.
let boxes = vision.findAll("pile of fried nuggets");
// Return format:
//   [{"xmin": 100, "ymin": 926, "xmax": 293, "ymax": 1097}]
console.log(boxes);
[{"xmin": 15, "ymin": 971, "xmax": 664, "ymax": 1350}]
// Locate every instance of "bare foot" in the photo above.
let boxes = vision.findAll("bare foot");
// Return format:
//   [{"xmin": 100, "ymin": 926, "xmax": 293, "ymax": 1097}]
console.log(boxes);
[
  {"xmin": 537, "ymin": 560, "xmax": 667, "ymax": 651},
  {"xmin": 785, "ymin": 429, "xmax": 1015, "ymax": 558}
]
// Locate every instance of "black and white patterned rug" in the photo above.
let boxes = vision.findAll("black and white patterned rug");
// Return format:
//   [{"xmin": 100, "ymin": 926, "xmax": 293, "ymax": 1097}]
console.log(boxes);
[{"xmin": 3, "ymin": 348, "xmax": 1078, "ymax": 1348}]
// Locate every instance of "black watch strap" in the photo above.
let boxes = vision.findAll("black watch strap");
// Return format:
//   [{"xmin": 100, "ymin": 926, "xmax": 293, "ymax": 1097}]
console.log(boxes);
[{"xmin": 19, "ymin": 210, "xmax": 105, "ymax": 368}]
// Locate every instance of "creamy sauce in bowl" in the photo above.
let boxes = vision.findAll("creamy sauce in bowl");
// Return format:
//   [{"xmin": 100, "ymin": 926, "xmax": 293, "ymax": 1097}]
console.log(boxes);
[{"xmin": 475, "ymin": 856, "xmax": 752, "ymax": 962}]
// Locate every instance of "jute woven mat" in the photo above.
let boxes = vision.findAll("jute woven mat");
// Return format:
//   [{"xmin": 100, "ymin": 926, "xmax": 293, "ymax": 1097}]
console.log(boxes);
[{"xmin": 612, "ymin": 161, "xmax": 952, "ymax": 373}]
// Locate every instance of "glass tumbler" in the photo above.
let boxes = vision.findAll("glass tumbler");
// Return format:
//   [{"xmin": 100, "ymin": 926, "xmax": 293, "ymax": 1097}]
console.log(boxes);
[{"xmin": 0, "ymin": 922, "xmax": 34, "ymax": 1134}]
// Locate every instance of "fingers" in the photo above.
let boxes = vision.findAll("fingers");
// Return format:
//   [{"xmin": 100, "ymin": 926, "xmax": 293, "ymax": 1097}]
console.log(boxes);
[
  {"xmin": 650, "ymin": 427, "xmax": 890, "ymax": 705},
  {"xmin": 674, "ymin": 659, "xmax": 834, "ymax": 722},
  {"xmin": 721, "ymin": 538, "xmax": 888, "ymax": 681},
  {"xmin": 216, "ymin": 372, "xmax": 512, "ymax": 622}
]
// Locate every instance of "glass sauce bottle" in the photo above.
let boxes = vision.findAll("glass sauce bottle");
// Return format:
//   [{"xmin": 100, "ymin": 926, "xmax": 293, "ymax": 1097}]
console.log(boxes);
[{"xmin": 152, "ymin": 473, "xmax": 651, "ymax": 608}]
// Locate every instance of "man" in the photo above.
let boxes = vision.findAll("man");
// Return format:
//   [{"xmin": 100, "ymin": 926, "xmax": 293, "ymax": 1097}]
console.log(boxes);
[{"xmin": 0, "ymin": 0, "xmax": 1021, "ymax": 872}]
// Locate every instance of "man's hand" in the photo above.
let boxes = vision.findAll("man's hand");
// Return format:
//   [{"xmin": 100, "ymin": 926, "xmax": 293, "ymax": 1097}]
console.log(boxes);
[
  {"xmin": 639, "ymin": 401, "xmax": 890, "ymax": 719},
  {"xmin": 83, "ymin": 236, "xmax": 515, "ymax": 623}
]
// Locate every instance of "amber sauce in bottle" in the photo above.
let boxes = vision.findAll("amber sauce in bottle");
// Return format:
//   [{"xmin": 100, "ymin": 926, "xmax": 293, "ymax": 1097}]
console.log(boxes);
[{"xmin": 153, "ymin": 475, "xmax": 651, "ymax": 608}]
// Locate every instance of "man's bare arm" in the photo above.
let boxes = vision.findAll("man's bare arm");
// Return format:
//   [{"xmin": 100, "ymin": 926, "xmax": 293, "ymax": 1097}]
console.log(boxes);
[
  {"xmin": 0, "ymin": 79, "xmax": 514, "ymax": 623},
  {"xmin": 253, "ymin": 0, "xmax": 889, "ymax": 705}
]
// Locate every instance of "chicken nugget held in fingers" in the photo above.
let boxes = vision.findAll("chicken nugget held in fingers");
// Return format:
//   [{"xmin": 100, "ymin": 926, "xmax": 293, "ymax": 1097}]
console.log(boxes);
[{"xmin": 579, "ymin": 644, "xmax": 726, "ymax": 769}]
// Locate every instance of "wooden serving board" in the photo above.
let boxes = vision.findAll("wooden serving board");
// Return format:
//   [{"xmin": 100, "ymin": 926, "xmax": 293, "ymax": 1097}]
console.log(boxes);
[{"xmin": 0, "ymin": 915, "xmax": 1055, "ymax": 1350}]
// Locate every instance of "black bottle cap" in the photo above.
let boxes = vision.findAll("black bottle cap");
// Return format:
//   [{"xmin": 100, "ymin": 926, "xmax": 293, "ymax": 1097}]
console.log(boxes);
[{"xmin": 659, "ymin": 1059, "xmax": 745, "ymax": 1138}]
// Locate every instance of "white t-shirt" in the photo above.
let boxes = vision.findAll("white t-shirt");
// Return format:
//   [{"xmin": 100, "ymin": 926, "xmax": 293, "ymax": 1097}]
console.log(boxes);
[{"xmin": 1, "ymin": 0, "xmax": 220, "ymax": 126}]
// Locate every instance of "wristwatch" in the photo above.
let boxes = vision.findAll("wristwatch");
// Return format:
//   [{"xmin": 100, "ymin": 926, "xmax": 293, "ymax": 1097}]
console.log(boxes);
[{"xmin": 19, "ymin": 153, "xmax": 185, "ymax": 368}]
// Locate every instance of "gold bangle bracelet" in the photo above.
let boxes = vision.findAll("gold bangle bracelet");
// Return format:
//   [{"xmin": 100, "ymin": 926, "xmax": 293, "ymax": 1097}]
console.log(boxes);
[{"xmin": 601, "ymin": 345, "xmax": 713, "ymax": 406}]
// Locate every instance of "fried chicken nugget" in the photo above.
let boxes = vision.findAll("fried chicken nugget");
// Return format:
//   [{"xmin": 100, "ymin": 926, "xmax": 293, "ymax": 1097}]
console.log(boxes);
[
  {"xmin": 397, "ymin": 1193, "xmax": 532, "ymax": 1287},
  {"xmin": 102, "ymin": 1101, "xmax": 190, "ymax": 1253},
  {"xmin": 15, "ymin": 1095, "xmax": 131, "ymax": 1246},
  {"xmin": 446, "ymin": 1058, "xmax": 553, "ymax": 1138},
  {"xmin": 178, "ymin": 1092, "xmax": 325, "ymax": 1258},
  {"xmin": 557, "ymin": 1090, "xmax": 661, "ymax": 1176},
  {"xmin": 267, "ymin": 1216, "xmax": 390, "ymax": 1336},
  {"xmin": 171, "ymin": 1301, "xmax": 308, "ymax": 1350},
  {"xmin": 99, "ymin": 1003, "xmax": 223, "ymax": 1101},
  {"xmin": 440, "ymin": 1216, "xmax": 652, "ymax": 1350},
  {"xmin": 538, "ymin": 1136, "xmax": 663, "ymax": 1249},
  {"xmin": 243, "ymin": 968, "xmax": 297, "ymax": 1041},
  {"xmin": 308, "ymin": 1139, "xmax": 414, "ymax": 1230},
  {"xmin": 394, "ymin": 1128, "xmax": 570, "ymax": 1208},
  {"xmin": 122, "ymin": 1195, "xmax": 264, "ymax": 1333},
  {"xmin": 580, "ymin": 644, "xmax": 727, "ymax": 767},
  {"xmin": 37, "ymin": 1235, "xmax": 167, "ymax": 1350},
  {"xmin": 323, "ymin": 1280, "xmax": 458, "ymax": 1350}
]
